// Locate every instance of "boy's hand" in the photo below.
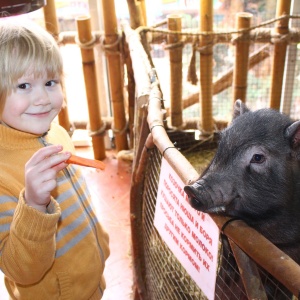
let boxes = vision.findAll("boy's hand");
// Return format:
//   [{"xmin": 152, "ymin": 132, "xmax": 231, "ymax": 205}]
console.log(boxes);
[{"xmin": 24, "ymin": 145, "xmax": 71, "ymax": 213}]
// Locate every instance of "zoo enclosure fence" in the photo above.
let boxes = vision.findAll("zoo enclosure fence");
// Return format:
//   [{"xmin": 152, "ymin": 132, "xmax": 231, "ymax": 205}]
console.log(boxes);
[{"xmin": 125, "ymin": 1, "xmax": 300, "ymax": 299}]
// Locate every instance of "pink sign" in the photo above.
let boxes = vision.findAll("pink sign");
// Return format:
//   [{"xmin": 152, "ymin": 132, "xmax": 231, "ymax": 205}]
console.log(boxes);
[{"xmin": 154, "ymin": 158, "xmax": 220, "ymax": 300}]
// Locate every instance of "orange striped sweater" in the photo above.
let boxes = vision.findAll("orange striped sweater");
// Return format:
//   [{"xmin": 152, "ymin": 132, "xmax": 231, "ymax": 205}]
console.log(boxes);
[{"xmin": 0, "ymin": 123, "xmax": 109, "ymax": 299}]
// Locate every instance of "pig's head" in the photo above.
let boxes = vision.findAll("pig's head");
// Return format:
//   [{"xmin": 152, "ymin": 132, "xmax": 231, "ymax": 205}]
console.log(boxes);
[{"xmin": 184, "ymin": 100, "xmax": 300, "ymax": 224}]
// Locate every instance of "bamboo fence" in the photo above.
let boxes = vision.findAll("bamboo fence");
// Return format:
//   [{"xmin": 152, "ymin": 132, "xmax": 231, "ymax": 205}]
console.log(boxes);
[
  {"xmin": 123, "ymin": 8, "xmax": 300, "ymax": 299},
  {"xmin": 32, "ymin": 0, "xmax": 300, "ymax": 298},
  {"xmin": 40, "ymin": 0, "xmax": 300, "ymax": 155}
]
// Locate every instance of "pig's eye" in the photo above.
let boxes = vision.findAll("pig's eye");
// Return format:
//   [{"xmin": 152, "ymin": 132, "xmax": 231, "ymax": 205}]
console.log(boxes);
[{"xmin": 250, "ymin": 154, "xmax": 265, "ymax": 164}]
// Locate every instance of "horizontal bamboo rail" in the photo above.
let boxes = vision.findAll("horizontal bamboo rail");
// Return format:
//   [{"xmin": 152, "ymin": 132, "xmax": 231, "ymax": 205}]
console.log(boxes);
[
  {"xmin": 148, "ymin": 26, "xmax": 300, "ymax": 44},
  {"xmin": 55, "ymin": 26, "xmax": 300, "ymax": 47}
]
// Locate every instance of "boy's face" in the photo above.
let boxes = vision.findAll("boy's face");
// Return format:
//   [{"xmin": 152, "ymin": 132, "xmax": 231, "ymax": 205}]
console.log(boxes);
[{"xmin": 1, "ymin": 72, "xmax": 63, "ymax": 135}]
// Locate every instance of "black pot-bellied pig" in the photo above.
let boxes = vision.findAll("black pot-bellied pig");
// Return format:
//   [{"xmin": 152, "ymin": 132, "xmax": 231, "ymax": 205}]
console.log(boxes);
[{"xmin": 184, "ymin": 100, "xmax": 300, "ymax": 298}]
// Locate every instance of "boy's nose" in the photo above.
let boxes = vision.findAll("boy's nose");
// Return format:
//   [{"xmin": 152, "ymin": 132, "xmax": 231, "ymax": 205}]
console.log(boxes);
[{"xmin": 34, "ymin": 88, "xmax": 50, "ymax": 105}]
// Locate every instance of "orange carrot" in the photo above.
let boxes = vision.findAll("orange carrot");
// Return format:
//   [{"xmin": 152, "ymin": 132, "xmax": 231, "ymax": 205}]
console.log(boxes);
[{"xmin": 66, "ymin": 155, "xmax": 105, "ymax": 170}]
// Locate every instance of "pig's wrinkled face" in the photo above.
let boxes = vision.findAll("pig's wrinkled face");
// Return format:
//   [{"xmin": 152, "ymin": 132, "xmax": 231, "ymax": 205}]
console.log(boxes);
[{"xmin": 184, "ymin": 108, "xmax": 295, "ymax": 223}]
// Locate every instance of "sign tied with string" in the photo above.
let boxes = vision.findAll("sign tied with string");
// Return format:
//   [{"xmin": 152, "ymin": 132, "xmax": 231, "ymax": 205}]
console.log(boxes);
[{"xmin": 154, "ymin": 158, "xmax": 220, "ymax": 300}]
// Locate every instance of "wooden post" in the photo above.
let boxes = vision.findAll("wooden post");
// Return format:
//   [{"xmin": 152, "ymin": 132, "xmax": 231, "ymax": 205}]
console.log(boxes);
[
  {"xmin": 199, "ymin": 0, "xmax": 214, "ymax": 134},
  {"xmin": 43, "ymin": 0, "xmax": 72, "ymax": 134},
  {"xmin": 127, "ymin": 0, "xmax": 145, "ymax": 28},
  {"xmin": 282, "ymin": 0, "xmax": 300, "ymax": 115},
  {"xmin": 168, "ymin": 14, "xmax": 183, "ymax": 127},
  {"xmin": 269, "ymin": 0, "xmax": 291, "ymax": 109},
  {"xmin": 233, "ymin": 12, "xmax": 252, "ymax": 103},
  {"xmin": 138, "ymin": 0, "xmax": 147, "ymax": 26},
  {"xmin": 101, "ymin": 0, "xmax": 129, "ymax": 151},
  {"xmin": 76, "ymin": 16, "xmax": 106, "ymax": 160}
]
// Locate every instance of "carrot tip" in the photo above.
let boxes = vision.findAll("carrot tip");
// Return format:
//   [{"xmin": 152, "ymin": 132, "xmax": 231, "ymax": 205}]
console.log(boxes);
[{"xmin": 66, "ymin": 155, "xmax": 105, "ymax": 170}]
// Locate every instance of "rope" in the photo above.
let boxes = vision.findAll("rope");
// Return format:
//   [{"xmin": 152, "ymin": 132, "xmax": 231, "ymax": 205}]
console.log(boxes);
[
  {"xmin": 75, "ymin": 33, "xmax": 96, "ymax": 49},
  {"xmin": 100, "ymin": 34, "xmax": 122, "ymax": 55},
  {"xmin": 111, "ymin": 120, "xmax": 128, "ymax": 135},
  {"xmin": 150, "ymin": 124, "xmax": 165, "ymax": 132},
  {"xmin": 138, "ymin": 14, "xmax": 300, "ymax": 38},
  {"xmin": 164, "ymin": 40, "xmax": 185, "ymax": 50},
  {"xmin": 221, "ymin": 217, "xmax": 241, "ymax": 234},
  {"xmin": 88, "ymin": 121, "xmax": 107, "ymax": 137}
]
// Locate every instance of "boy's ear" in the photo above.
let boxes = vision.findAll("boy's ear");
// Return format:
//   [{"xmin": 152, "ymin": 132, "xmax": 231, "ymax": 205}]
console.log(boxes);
[
  {"xmin": 232, "ymin": 99, "xmax": 250, "ymax": 120},
  {"xmin": 285, "ymin": 120, "xmax": 300, "ymax": 156}
]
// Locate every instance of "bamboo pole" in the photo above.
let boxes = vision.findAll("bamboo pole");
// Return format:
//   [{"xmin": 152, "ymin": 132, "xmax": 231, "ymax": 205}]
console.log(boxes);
[
  {"xmin": 126, "ymin": 0, "xmax": 152, "ymax": 67},
  {"xmin": 127, "ymin": 0, "xmax": 145, "ymax": 28},
  {"xmin": 123, "ymin": 36, "xmax": 136, "ymax": 149},
  {"xmin": 282, "ymin": 0, "xmax": 300, "ymax": 115},
  {"xmin": 199, "ymin": 0, "xmax": 214, "ymax": 134},
  {"xmin": 233, "ymin": 12, "xmax": 252, "ymax": 103},
  {"xmin": 101, "ymin": 1, "xmax": 128, "ymax": 151},
  {"xmin": 56, "ymin": 27, "xmax": 300, "ymax": 48},
  {"xmin": 43, "ymin": 0, "xmax": 59, "ymax": 39},
  {"xmin": 269, "ymin": 0, "xmax": 291, "ymax": 109},
  {"xmin": 43, "ymin": 0, "xmax": 72, "ymax": 134},
  {"xmin": 76, "ymin": 16, "xmax": 106, "ymax": 160},
  {"xmin": 148, "ymin": 27, "xmax": 300, "ymax": 46},
  {"xmin": 168, "ymin": 14, "xmax": 183, "ymax": 127},
  {"xmin": 137, "ymin": 0, "xmax": 147, "ymax": 26}
]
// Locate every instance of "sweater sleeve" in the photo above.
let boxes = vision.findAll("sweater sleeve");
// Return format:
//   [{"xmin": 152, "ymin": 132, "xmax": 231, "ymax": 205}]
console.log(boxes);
[{"xmin": 1, "ymin": 189, "xmax": 61, "ymax": 285}]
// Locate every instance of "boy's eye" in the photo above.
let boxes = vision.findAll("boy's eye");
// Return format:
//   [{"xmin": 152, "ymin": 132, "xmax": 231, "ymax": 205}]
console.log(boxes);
[
  {"xmin": 45, "ymin": 80, "xmax": 58, "ymax": 87},
  {"xmin": 18, "ymin": 83, "xmax": 30, "ymax": 89}
]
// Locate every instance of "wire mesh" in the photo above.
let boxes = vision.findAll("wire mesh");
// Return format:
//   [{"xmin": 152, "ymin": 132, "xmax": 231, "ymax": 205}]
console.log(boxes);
[
  {"xmin": 151, "ymin": 18, "xmax": 300, "ymax": 123},
  {"xmin": 142, "ymin": 147, "xmax": 207, "ymax": 300}
]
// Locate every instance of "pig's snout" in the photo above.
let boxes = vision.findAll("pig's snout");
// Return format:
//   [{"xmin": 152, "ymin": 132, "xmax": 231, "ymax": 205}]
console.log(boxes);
[
  {"xmin": 184, "ymin": 181, "xmax": 212, "ymax": 211},
  {"xmin": 184, "ymin": 180, "xmax": 226, "ymax": 214}
]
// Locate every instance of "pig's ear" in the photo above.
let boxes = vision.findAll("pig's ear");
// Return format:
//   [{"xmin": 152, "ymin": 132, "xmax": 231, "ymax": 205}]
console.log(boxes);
[
  {"xmin": 232, "ymin": 99, "xmax": 250, "ymax": 119},
  {"xmin": 285, "ymin": 120, "xmax": 300, "ymax": 152}
]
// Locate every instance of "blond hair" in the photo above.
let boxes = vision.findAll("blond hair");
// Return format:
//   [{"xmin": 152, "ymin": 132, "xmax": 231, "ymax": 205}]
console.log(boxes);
[{"xmin": 0, "ymin": 21, "xmax": 63, "ymax": 109}]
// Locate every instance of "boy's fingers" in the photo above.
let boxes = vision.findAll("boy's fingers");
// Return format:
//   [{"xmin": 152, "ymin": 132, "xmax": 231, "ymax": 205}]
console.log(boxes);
[{"xmin": 28, "ymin": 145, "xmax": 64, "ymax": 165}]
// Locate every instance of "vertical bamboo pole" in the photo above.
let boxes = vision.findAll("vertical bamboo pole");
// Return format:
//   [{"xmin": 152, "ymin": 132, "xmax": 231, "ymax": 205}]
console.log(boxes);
[
  {"xmin": 127, "ymin": 0, "xmax": 145, "ymax": 28},
  {"xmin": 43, "ymin": 0, "xmax": 72, "ymax": 134},
  {"xmin": 282, "ymin": 0, "xmax": 300, "ymax": 115},
  {"xmin": 233, "ymin": 12, "xmax": 252, "ymax": 103},
  {"xmin": 137, "ymin": 0, "xmax": 147, "ymax": 26},
  {"xmin": 126, "ymin": 0, "xmax": 152, "ymax": 70},
  {"xmin": 76, "ymin": 16, "xmax": 106, "ymax": 160},
  {"xmin": 199, "ymin": 0, "xmax": 214, "ymax": 134},
  {"xmin": 101, "ymin": 1, "xmax": 128, "ymax": 151},
  {"xmin": 168, "ymin": 14, "xmax": 183, "ymax": 127},
  {"xmin": 123, "ymin": 39, "xmax": 135, "ymax": 149},
  {"xmin": 269, "ymin": 0, "xmax": 291, "ymax": 109},
  {"xmin": 43, "ymin": 0, "xmax": 59, "ymax": 38}
]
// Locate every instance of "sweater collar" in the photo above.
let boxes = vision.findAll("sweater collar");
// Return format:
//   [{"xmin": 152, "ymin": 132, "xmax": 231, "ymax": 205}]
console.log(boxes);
[{"xmin": 0, "ymin": 124, "xmax": 49, "ymax": 149}]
